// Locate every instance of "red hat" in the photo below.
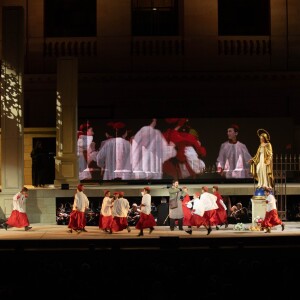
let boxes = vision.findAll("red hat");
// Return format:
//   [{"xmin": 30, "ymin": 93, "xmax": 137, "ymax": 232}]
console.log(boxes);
[
  {"xmin": 119, "ymin": 191, "xmax": 124, "ymax": 197},
  {"xmin": 229, "ymin": 124, "xmax": 239, "ymax": 132},
  {"xmin": 165, "ymin": 118, "xmax": 179, "ymax": 124},
  {"xmin": 165, "ymin": 118, "xmax": 187, "ymax": 127},
  {"xmin": 79, "ymin": 122, "xmax": 90, "ymax": 132},
  {"xmin": 104, "ymin": 190, "xmax": 110, "ymax": 196},
  {"xmin": 107, "ymin": 121, "xmax": 126, "ymax": 129},
  {"xmin": 202, "ymin": 186, "xmax": 208, "ymax": 192},
  {"xmin": 177, "ymin": 118, "xmax": 188, "ymax": 127},
  {"xmin": 195, "ymin": 192, "xmax": 200, "ymax": 198},
  {"xmin": 144, "ymin": 186, "xmax": 150, "ymax": 193},
  {"xmin": 77, "ymin": 184, "xmax": 83, "ymax": 192},
  {"xmin": 113, "ymin": 191, "xmax": 120, "ymax": 196}
]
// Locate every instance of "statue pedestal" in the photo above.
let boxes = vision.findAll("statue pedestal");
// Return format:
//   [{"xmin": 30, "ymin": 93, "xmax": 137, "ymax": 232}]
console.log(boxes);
[
  {"xmin": 251, "ymin": 197, "xmax": 267, "ymax": 223},
  {"xmin": 251, "ymin": 187, "xmax": 267, "ymax": 224}
]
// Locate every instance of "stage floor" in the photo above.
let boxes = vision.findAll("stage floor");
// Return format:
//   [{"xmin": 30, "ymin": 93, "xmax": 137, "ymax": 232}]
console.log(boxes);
[{"xmin": 1, "ymin": 222, "xmax": 300, "ymax": 251}]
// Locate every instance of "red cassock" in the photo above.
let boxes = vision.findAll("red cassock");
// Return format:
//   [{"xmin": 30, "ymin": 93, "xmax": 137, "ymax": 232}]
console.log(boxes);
[
  {"xmin": 262, "ymin": 209, "xmax": 282, "ymax": 228},
  {"xmin": 213, "ymin": 192, "xmax": 228, "ymax": 225},
  {"xmin": 135, "ymin": 212, "xmax": 156, "ymax": 230},
  {"xmin": 182, "ymin": 194, "xmax": 193, "ymax": 226}
]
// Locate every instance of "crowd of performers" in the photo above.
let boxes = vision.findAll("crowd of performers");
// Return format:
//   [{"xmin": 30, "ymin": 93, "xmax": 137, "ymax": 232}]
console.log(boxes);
[
  {"xmin": 61, "ymin": 180, "xmax": 284, "ymax": 236},
  {"xmin": 0, "ymin": 181, "xmax": 285, "ymax": 235},
  {"xmin": 77, "ymin": 118, "xmax": 207, "ymax": 181}
]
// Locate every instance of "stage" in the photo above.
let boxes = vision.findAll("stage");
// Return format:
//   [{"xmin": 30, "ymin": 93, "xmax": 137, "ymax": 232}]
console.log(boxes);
[
  {"xmin": 6, "ymin": 182, "xmax": 297, "ymax": 225},
  {"xmin": 1, "ymin": 222, "xmax": 300, "ymax": 250}
]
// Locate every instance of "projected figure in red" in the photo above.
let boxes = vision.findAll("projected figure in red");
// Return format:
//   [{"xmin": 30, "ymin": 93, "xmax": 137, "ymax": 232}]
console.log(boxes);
[{"xmin": 162, "ymin": 118, "xmax": 207, "ymax": 179}]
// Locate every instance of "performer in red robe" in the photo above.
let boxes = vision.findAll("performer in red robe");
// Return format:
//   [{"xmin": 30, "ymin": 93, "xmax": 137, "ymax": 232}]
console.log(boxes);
[
  {"xmin": 212, "ymin": 185, "xmax": 228, "ymax": 229},
  {"xmin": 162, "ymin": 118, "xmax": 206, "ymax": 179},
  {"xmin": 181, "ymin": 186, "xmax": 192, "ymax": 227}
]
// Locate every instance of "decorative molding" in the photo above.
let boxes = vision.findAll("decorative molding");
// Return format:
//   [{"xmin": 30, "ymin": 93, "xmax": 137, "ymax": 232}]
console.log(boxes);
[{"xmin": 24, "ymin": 71, "xmax": 300, "ymax": 84}]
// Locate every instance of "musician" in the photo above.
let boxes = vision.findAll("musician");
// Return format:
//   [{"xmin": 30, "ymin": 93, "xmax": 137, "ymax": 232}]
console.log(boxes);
[
  {"xmin": 228, "ymin": 203, "xmax": 249, "ymax": 224},
  {"xmin": 127, "ymin": 203, "xmax": 141, "ymax": 226}
]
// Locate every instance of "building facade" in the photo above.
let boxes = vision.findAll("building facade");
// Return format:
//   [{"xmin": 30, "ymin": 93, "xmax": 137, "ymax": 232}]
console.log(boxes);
[{"xmin": 1, "ymin": 0, "xmax": 300, "ymax": 222}]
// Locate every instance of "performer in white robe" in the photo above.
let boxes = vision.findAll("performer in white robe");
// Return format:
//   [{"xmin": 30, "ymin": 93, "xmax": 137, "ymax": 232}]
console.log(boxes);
[
  {"xmin": 68, "ymin": 184, "xmax": 90, "ymax": 233},
  {"xmin": 109, "ymin": 192, "xmax": 131, "ymax": 233},
  {"xmin": 3, "ymin": 187, "xmax": 32, "ymax": 231},
  {"xmin": 97, "ymin": 137, "xmax": 132, "ymax": 180},
  {"xmin": 216, "ymin": 124, "xmax": 252, "ymax": 179},
  {"xmin": 77, "ymin": 124, "xmax": 98, "ymax": 180},
  {"xmin": 131, "ymin": 118, "xmax": 176, "ymax": 179},
  {"xmin": 185, "ymin": 186, "xmax": 218, "ymax": 235}
]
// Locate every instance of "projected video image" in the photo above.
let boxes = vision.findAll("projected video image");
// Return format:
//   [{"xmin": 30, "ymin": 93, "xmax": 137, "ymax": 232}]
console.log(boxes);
[{"xmin": 77, "ymin": 117, "xmax": 293, "ymax": 183}]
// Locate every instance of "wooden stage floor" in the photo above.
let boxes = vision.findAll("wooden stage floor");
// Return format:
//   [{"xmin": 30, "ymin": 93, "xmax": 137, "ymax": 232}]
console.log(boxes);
[{"xmin": 1, "ymin": 222, "xmax": 300, "ymax": 251}]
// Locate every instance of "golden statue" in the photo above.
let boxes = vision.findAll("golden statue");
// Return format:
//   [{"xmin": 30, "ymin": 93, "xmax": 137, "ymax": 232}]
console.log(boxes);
[{"xmin": 249, "ymin": 129, "xmax": 274, "ymax": 189}]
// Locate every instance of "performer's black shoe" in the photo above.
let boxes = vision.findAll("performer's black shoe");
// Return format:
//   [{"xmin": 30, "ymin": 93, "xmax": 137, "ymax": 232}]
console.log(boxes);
[
  {"xmin": 127, "ymin": 226, "xmax": 131, "ymax": 233},
  {"xmin": 281, "ymin": 223, "xmax": 285, "ymax": 231},
  {"xmin": 67, "ymin": 229, "xmax": 72, "ymax": 233},
  {"xmin": 149, "ymin": 227, "xmax": 154, "ymax": 234},
  {"xmin": 207, "ymin": 227, "xmax": 212, "ymax": 235},
  {"xmin": 25, "ymin": 226, "xmax": 32, "ymax": 231},
  {"xmin": 170, "ymin": 228, "xmax": 174, "ymax": 231},
  {"xmin": 179, "ymin": 227, "xmax": 184, "ymax": 231},
  {"xmin": 185, "ymin": 230, "xmax": 192, "ymax": 235},
  {"xmin": 225, "ymin": 223, "xmax": 228, "ymax": 228},
  {"xmin": 82, "ymin": 228, "xmax": 88, "ymax": 232},
  {"xmin": 138, "ymin": 231, "xmax": 144, "ymax": 237},
  {"xmin": 265, "ymin": 227, "xmax": 271, "ymax": 233},
  {"xmin": 216, "ymin": 226, "xmax": 220, "ymax": 230},
  {"xmin": 3, "ymin": 223, "xmax": 8, "ymax": 230}
]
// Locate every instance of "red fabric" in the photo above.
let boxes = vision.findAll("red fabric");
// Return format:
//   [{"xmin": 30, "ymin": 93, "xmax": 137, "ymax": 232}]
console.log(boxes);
[
  {"xmin": 99, "ymin": 215, "xmax": 113, "ymax": 230},
  {"xmin": 214, "ymin": 192, "xmax": 228, "ymax": 225},
  {"xmin": 135, "ymin": 212, "xmax": 156, "ymax": 230},
  {"xmin": 110, "ymin": 216, "xmax": 128, "ymax": 232},
  {"xmin": 6, "ymin": 210, "xmax": 29, "ymax": 228},
  {"xmin": 182, "ymin": 195, "xmax": 193, "ymax": 226},
  {"xmin": 262, "ymin": 209, "xmax": 283, "ymax": 228},
  {"xmin": 162, "ymin": 129, "xmax": 206, "ymax": 178},
  {"xmin": 190, "ymin": 210, "xmax": 217, "ymax": 228},
  {"xmin": 203, "ymin": 209, "xmax": 217, "ymax": 226},
  {"xmin": 190, "ymin": 214, "xmax": 206, "ymax": 228},
  {"xmin": 68, "ymin": 210, "xmax": 86, "ymax": 230}
]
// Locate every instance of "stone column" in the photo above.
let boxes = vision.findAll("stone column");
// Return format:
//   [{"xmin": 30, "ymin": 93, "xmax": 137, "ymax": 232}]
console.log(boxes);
[
  {"xmin": 0, "ymin": 7, "xmax": 25, "ymax": 219},
  {"xmin": 54, "ymin": 58, "xmax": 79, "ymax": 188}
]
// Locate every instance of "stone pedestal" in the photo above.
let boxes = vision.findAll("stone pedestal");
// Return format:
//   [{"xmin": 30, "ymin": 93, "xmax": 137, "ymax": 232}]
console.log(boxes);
[{"xmin": 251, "ymin": 187, "xmax": 267, "ymax": 224}]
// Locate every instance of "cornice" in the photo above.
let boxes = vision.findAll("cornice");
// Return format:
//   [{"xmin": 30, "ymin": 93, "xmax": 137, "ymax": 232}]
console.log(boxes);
[{"xmin": 23, "ymin": 71, "xmax": 300, "ymax": 84}]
